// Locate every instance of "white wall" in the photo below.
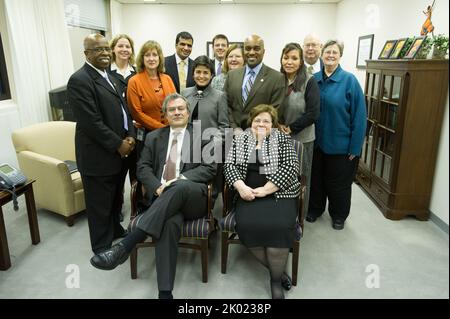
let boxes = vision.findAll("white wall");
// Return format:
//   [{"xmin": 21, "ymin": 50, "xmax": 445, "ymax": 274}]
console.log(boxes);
[
  {"xmin": 335, "ymin": 0, "xmax": 449, "ymax": 224},
  {"xmin": 120, "ymin": 3, "xmax": 337, "ymax": 69}
]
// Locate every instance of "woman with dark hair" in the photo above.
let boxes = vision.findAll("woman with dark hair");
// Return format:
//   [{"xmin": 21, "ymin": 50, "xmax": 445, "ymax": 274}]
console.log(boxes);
[
  {"xmin": 278, "ymin": 42, "xmax": 320, "ymax": 223},
  {"xmin": 181, "ymin": 55, "xmax": 228, "ymax": 138},
  {"xmin": 224, "ymin": 104, "xmax": 300, "ymax": 299},
  {"xmin": 182, "ymin": 55, "xmax": 228, "ymax": 198}
]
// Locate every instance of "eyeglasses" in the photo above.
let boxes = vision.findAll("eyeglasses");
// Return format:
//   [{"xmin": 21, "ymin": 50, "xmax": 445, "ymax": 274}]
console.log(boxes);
[{"xmin": 87, "ymin": 47, "xmax": 112, "ymax": 53}]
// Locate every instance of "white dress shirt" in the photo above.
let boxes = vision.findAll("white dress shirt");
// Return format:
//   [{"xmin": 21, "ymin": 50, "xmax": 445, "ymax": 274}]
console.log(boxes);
[{"xmin": 161, "ymin": 127, "xmax": 187, "ymax": 183}]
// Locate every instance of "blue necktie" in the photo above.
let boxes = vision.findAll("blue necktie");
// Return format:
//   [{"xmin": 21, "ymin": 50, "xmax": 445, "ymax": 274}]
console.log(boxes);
[
  {"xmin": 217, "ymin": 62, "xmax": 222, "ymax": 76},
  {"xmin": 242, "ymin": 70, "xmax": 255, "ymax": 104}
]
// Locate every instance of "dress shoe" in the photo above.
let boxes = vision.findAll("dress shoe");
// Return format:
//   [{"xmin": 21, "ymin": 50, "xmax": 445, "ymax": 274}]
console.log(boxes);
[
  {"xmin": 281, "ymin": 272, "xmax": 292, "ymax": 291},
  {"xmin": 158, "ymin": 291, "xmax": 173, "ymax": 299},
  {"xmin": 332, "ymin": 219, "xmax": 345, "ymax": 230},
  {"xmin": 90, "ymin": 242, "xmax": 130, "ymax": 270},
  {"xmin": 306, "ymin": 215, "xmax": 317, "ymax": 223}
]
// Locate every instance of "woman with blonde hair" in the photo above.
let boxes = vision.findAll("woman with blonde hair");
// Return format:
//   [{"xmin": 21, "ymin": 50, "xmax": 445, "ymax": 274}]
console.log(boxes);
[
  {"xmin": 210, "ymin": 44, "xmax": 245, "ymax": 91},
  {"xmin": 127, "ymin": 40, "xmax": 176, "ymax": 156},
  {"xmin": 108, "ymin": 34, "xmax": 136, "ymax": 97}
]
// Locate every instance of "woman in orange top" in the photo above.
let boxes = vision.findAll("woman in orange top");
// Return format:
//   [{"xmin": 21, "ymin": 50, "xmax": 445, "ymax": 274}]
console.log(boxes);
[{"xmin": 127, "ymin": 40, "xmax": 176, "ymax": 154}]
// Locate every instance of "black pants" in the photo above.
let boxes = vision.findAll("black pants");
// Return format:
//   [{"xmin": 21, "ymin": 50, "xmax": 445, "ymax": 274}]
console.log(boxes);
[
  {"xmin": 135, "ymin": 180, "xmax": 208, "ymax": 291},
  {"xmin": 308, "ymin": 147, "xmax": 359, "ymax": 222},
  {"xmin": 82, "ymin": 163, "xmax": 128, "ymax": 254}
]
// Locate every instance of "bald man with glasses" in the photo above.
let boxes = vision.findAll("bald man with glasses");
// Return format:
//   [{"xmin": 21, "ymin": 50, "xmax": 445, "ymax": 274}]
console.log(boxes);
[{"xmin": 68, "ymin": 33, "xmax": 136, "ymax": 254}]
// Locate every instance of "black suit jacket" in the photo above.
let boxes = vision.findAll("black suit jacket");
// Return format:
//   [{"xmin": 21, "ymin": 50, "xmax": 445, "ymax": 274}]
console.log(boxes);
[
  {"xmin": 164, "ymin": 54, "xmax": 195, "ymax": 93},
  {"xmin": 107, "ymin": 65, "xmax": 136, "ymax": 100},
  {"xmin": 137, "ymin": 124, "xmax": 216, "ymax": 198},
  {"xmin": 68, "ymin": 63, "xmax": 136, "ymax": 176}
]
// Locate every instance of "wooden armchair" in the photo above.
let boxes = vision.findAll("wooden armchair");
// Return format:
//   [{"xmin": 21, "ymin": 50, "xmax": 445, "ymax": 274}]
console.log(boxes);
[
  {"xmin": 128, "ymin": 180, "xmax": 215, "ymax": 283},
  {"xmin": 219, "ymin": 140, "xmax": 306, "ymax": 286}
]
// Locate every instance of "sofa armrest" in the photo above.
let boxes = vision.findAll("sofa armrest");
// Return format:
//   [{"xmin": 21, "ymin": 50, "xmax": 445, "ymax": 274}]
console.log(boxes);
[{"xmin": 17, "ymin": 150, "xmax": 77, "ymax": 215}]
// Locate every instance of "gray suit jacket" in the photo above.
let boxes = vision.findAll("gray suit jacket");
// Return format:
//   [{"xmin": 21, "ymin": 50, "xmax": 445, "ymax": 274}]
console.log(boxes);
[
  {"xmin": 181, "ymin": 85, "xmax": 229, "ymax": 138},
  {"xmin": 137, "ymin": 124, "xmax": 217, "ymax": 197},
  {"xmin": 224, "ymin": 64, "xmax": 286, "ymax": 129}
]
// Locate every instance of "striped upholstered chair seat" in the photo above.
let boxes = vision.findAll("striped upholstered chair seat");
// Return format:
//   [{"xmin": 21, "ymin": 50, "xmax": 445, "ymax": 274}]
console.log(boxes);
[
  {"xmin": 129, "ymin": 212, "xmax": 212, "ymax": 239},
  {"xmin": 128, "ymin": 181, "xmax": 215, "ymax": 283}
]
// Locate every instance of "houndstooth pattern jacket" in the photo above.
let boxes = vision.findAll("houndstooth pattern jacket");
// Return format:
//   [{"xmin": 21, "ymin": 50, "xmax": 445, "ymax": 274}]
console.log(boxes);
[{"xmin": 224, "ymin": 129, "xmax": 300, "ymax": 199}]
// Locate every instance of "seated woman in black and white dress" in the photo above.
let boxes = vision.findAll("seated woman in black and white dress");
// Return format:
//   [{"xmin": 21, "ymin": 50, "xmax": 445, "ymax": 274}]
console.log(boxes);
[{"xmin": 224, "ymin": 104, "xmax": 300, "ymax": 299}]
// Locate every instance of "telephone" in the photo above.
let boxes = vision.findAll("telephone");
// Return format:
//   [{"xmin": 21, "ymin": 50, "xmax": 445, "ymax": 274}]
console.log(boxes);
[
  {"xmin": 0, "ymin": 163, "xmax": 27, "ymax": 211},
  {"xmin": 0, "ymin": 163, "xmax": 27, "ymax": 189}
]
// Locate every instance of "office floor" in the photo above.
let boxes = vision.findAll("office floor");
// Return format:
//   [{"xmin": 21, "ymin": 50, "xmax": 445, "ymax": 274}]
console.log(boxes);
[{"xmin": 0, "ymin": 184, "xmax": 448, "ymax": 299}]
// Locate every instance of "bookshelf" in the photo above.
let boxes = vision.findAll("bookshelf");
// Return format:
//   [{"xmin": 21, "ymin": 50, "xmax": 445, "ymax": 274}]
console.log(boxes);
[{"xmin": 357, "ymin": 59, "xmax": 448, "ymax": 220}]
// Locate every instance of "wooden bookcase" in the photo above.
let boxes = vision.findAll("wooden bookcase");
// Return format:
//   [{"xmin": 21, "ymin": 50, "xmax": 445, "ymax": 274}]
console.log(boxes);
[{"xmin": 357, "ymin": 60, "xmax": 448, "ymax": 220}]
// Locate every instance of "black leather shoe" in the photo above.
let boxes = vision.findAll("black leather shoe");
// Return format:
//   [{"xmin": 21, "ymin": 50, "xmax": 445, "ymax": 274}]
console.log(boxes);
[
  {"xmin": 306, "ymin": 215, "xmax": 317, "ymax": 223},
  {"xmin": 158, "ymin": 291, "xmax": 173, "ymax": 299},
  {"xmin": 332, "ymin": 220, "xmax": 345, "ymax": 230},
  {"xmin": 90, "ymin": 243, "xmax": 130, "ymax": 270},
  {"xmin": 281, "ymin": 272, "xmax": 292, "ymax": 291}
]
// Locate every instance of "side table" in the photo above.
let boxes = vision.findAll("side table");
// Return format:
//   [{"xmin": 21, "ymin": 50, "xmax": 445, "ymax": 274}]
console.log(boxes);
[{"xmin": 0, "ymin": 180, "xmax": 40, "ymax": 270}]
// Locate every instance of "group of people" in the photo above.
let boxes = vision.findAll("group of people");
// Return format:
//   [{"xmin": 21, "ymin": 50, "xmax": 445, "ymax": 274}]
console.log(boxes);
[{"xmin": 67, "ymin": 30, "xmax": 366, "ymax": 299}]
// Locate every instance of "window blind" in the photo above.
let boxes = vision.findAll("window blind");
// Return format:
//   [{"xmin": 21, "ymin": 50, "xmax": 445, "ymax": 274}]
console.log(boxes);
[{"xmin": 64, "ymin": 0, "xmax": 108, "ymax": 31}]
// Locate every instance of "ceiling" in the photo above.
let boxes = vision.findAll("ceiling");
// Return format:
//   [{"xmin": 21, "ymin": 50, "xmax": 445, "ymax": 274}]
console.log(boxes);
[{"xmin": 117, "ymin": 0, "xmax": 342, "ymax": 4}]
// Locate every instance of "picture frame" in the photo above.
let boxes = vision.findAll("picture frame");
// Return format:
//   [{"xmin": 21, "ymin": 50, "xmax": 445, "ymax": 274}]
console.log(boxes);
[
  {"xmin": 403, "ymin": 36, "xmax": 427, "ymax": 59},
  {"xmin": 378, "ymin": 40, "xmax": 398, "ymax": 59},
  {"xmin": 389, "ymin": 38, "xmax": 408, "ymax": 59},
  {"xmin": 206, "ymin": 41, "xmax": 244, "ymax": 60},
  {"xmin": 356, "ymin": 34, "xmax": 374, "ymax": 69}
]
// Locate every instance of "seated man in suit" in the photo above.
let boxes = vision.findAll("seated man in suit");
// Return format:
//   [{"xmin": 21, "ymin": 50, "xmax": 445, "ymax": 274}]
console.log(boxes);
[
  {"xmin": 90, "ymin": 93, "xmax": 217, "ymax": 299},
  {"xmin": 164, "ymin": 31, "xmax": 195, "ymax": 93},
  {"xmin": 224, "ymin": 34, "xmax": 286, "ymax": 132}
]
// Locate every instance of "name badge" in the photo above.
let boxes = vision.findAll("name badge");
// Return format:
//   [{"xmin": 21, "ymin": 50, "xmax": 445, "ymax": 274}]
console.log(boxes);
[{"xmin": 137, "ymin": 128, "xmax": 145, "ymax": 141}]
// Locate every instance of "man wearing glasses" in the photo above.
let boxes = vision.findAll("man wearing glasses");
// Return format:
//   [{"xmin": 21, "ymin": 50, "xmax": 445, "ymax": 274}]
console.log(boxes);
[
  {"xmin": 303, "ymin": 34, "xmax": 323, "ymax": 75},
  {"xmin": 68, "ymin": 34, "xmax": 136, "ymax": 254}
]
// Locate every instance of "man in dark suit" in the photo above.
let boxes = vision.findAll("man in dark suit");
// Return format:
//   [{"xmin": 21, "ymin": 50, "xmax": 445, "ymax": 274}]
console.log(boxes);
[
  {"xmin": 90, "ymin": 93, "xmax": 216, "ymax": 299},
  {"xmin": 224, "ymin": 34, "xmax": 286, "ymax": 131},
  {"xmin": 303, "ymin": 33, "xmax": 324, "ymax": 75},
  {"xmin": 210, "ymin": 34, "xmax": 229, "ymax": 76},
  {"xmin": 164, "ymin": 32, "xmax": 195, "ymax": 93},
  {"xmin": 67, "ymin": 34, "xmax": 136, "ymax": 254}
]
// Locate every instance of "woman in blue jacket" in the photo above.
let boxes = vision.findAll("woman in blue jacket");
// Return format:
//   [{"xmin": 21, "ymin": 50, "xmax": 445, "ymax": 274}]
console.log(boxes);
[{"xmin": 307, "ymin": 40, "xmax": 366, "ymax": 230}]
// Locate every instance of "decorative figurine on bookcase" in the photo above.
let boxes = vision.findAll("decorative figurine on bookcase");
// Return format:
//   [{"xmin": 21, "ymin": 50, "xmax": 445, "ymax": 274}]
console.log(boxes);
[{"xmin": 421, "ymin": 1, "xmax": 435, "ymax": 36}]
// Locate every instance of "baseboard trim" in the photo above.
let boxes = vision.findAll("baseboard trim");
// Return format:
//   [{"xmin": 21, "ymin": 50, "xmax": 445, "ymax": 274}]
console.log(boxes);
[{"xmin": 429, "ymin": 211, "xmax": 449, "ymax": 234}]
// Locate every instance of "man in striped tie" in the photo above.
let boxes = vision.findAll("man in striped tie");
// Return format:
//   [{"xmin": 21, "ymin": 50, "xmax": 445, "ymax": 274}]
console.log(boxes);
[{"xmin": 224, "ymin": 34, "xmax": 286, "ymax": 133}]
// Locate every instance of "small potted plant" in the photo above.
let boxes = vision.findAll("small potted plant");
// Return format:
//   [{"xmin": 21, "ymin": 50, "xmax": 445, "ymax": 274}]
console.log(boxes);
[
  {"xmin": 398, "ymin": 37, "xmax": 414, "ymax": 58},
  {"xmin": 432, "ymin": 34, "xmax": 449, "ymax": 59}
]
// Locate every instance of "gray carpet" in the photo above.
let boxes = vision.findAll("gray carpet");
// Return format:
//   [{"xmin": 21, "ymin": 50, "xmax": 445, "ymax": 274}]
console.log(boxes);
[{"xmin": 0, "ymin": 184, "xmax": 448, "ymax": 299}]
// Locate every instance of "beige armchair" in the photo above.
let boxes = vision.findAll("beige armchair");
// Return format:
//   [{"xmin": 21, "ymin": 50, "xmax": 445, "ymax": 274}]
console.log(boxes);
[{"xmin": 12, "ymin": 121, "xmax": 85, "ymax": 226}]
